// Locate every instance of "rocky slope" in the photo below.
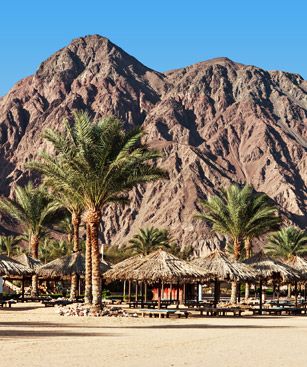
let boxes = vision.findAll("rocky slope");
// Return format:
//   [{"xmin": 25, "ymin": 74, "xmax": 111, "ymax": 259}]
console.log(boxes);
[{"xmin": 0, "ymin": 35, "xmax": 306, "ymax": 253}]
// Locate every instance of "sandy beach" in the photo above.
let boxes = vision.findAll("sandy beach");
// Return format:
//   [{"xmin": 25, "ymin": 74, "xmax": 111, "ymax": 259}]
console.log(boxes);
[{"xmin": 0, "ymin": 303, "xmax": 306, "ymax": 367}]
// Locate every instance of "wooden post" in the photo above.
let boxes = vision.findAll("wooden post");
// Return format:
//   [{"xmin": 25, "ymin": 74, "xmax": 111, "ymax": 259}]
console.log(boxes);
[
  {"xmin": 123, "ymin": 280, "xmax": 126, "ymax": 302},
  {"xmin": 237, "ymin": 282, "xmax": 241, "ymax": 303},
  {"xmin": 176, "ymin": 282, "xmax": 180, "ymax": 309},
  {"xmin": 170, "ymin": 283, "xmax": 173, "ymax": 302},
  {"xmin": 21, "ymin": 277, "xmax": 25, "ymax": 303},
  {"xmin": 128, "ymin": 280, "xmax": 131, "ymax": 303},
  {"xmin": 259, "ymin": 279, "xmax": 263, "ymax": 315},
  {"xmin": 183, "ymin": 284, "xmax": 186, "ymax": 305},
  {"xmin": 144, "ymin": 283, "xmax": 148, "ymax": 302},
  {"xmin": 135, "ymin": 282, "xmax": 138, "ymax": 302},
  {"xmin": 158, "ymin": 280, "xmax": 162, "ymax": 309},
  {"xmin": 295, "ymin": 281, "xmax": 298, "ymax": 307},
  {"xmin": 161, "ymin": 282, "xmax": 164, "ymax": 300},
  {"xmin": 214, "ymin": 279, "xmax": 220, "ymax": 308},
  {"xmin": 141, "ymin": 282, "xmax": 144, "ymax": 307}
]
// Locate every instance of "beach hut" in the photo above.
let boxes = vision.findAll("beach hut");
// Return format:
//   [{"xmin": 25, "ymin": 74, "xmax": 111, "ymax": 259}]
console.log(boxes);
[
  {"xmin": 191, "ymin": 249, "xmax": 257, "ymax": 305},
  {"xmin": 38, "ymin": 252, "xmax": 110, "ymax": 278},
  {"xmin": 12, "ymin": 253, "xmax": 42, "ymax": 301},
  {"xmin": 244, "ymin": 252, "xmax": 300, "ymax": 313},
  {"xmin": 104, "ymin": 249, "xmax": 208, "ymax": 308},
  {"xmin": 0, "ymin": 254, "xmax": 33, "ymax": 301},
  {"xmin": 286, "ymin": 256, "xmax": 307, "ymax": 304},
  {"xmin": 38, "ymin": 252, "xmax": 110, "ymax": 299}
]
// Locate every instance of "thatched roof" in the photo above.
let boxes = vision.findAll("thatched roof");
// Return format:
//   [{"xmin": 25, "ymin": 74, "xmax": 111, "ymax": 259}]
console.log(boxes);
[
  {"xmin": 0, "ymin": 254, "xmax": 33, "ymax": 277},
  {"xmin": 104, "ymin": 250, "xmax": 208, "ymax": 283},
  {"xmin": 286, "ymin": 256, "xmax": 307, "ymax": 279},
  {"xmin": 38, "ymin": 252, "xmax": 110, "ymax": 279},
  {"xmin": 14, "ymin": 253, "xmax": 42, "ymax": 270},
  {"xmin": 191, "ymin": 250, "xmax": 257, "ymax": 282},
  {"xmin": 243, "ymin": 252, "xmax": 300, "ymax": 282}
]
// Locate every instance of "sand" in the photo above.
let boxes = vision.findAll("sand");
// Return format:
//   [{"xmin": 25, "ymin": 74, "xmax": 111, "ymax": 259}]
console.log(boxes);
[{"xmin": 0, "ymin": 303, "xmax": 306, "ymax": 367}]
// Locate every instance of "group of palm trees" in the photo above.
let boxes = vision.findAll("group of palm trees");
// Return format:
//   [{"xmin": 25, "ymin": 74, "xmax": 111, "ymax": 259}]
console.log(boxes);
[{"xmin": 0, "ymin": 111, "xmax": 306, "ymax": 310}]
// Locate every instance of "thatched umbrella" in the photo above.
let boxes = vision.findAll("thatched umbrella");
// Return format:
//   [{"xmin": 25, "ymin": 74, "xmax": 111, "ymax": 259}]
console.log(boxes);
[
  {"xmin": 244, "ymin": 252, "xmax": 300, "ymax": 313},
  {"xmin": 0, "ymin": 254, "xmax": 33, "ymax": 277},
  {"xmin": 103, "ymin": 254, "xmax": 144, "ymax": 302},
  {"xmin": 104, "ymin": 250, "xmax": 208, "ymax": 308},
  {"xmin": 191, "ymin": 250, "xmax": 257, "ymax": 305},
  {"xmin": 286, "ymin": 256, "xmax": 307, "ymax": 305},
  {"xmin": 0, "ymin": 254, "xmax": 33, "ymax": 301},
  {"xmin": 14, "ymin": 253, "xmax": 42, "ymax": 271},
  {"xmin": 38, "ymin": 252, "xmax": 110, "ymax": 278},
  {"xmin": 12, "ymin": 253, "xmax": 42, "ymax": 301}
]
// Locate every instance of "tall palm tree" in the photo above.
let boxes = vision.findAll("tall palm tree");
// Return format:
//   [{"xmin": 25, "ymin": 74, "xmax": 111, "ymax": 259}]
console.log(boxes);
[
  {"xmin": 129, "ymin": 227, "xmax": 170, "ymax": 255},
  {"xmin": 28, "ymin": 111, "xmax": 167, "ymax": 309},
  {"xmin": 196, "ymin": 184, "xmax": 280, "ymax": 302},
  {"xmin": 0, "ymin": 183, "xmax": 60, "ymax": 295},
  {"xmin": 265, "ymin": 226, "xmax": 307, "ymax": 259}
]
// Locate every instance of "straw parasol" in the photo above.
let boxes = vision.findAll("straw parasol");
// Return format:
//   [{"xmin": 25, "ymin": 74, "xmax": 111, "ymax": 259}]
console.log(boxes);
[
  {"xmin": 191, "ymin": 249, "xmax": 257, "ymax": 282},
  {"xmin": 104, "ymin": 250, "xmax": 209, "ymax": 308},
  {"xmin": 14, "ymin": 253, "xmax": 42, "ymax": 272},
  {"xmin": 38, "ymin": 252, "xmax": 110, "ymax": 279},
  {"xmin": 103, "ymin": 254, "xmax": 144, "ymax": 282},
  {"xmin": 0, "ymin": 254, "xmax": 33, "ymax": 277},
  {"xmin": 286, "ymin": 256, "xmax": 307, "ymax": 280},
  {"xmin": 104, "ymin": 250, "xmax": 208, "ymax": 283},
  {"xmin": 243, "ymin": 252, "xmax": 300, "ymax": 283}
]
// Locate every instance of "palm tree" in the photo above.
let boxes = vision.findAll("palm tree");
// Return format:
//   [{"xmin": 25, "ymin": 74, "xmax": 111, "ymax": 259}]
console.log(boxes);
[
  {"xmin": 265, "ymin": 226, "xmax": 307, "ymax": 259},
  {"xmin": 196, "ymin": 184, "xmax": 280, "ymax": 302},
  {"xmin": 0, "ymin": 235, "xmax": 21, "ymax": 256},
  {"xmin": 28, "ymin": 111, "xmax": 167, "ymax": 309},
  {"xmin": 0, "ymin": 183, "xmax": 60, "ymax": 295},
  {"xmin": 129, "ymin": 227, "xmax": 170, "ymax": 255},
  {"xmin": 167, "ymin": 242, "xmax": 194, "ymax": 260}
]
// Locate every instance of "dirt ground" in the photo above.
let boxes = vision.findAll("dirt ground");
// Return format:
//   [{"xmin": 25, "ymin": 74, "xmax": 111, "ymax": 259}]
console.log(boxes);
[{"xmin": 0, "ymin": 303, "xmax": 306, "ymax": 367}]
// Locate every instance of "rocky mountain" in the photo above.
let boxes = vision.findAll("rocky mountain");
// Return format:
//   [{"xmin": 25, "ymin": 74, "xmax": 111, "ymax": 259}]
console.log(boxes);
[{"xmin": 0, "ymin": 35, "xmax": 306, "ymax": 254}]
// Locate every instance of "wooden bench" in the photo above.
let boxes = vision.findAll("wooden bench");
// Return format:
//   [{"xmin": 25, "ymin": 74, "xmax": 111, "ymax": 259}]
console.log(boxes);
[
  {"xmin": 136, "ymin": 309, "xmax": 189, "ymax": 319},
  {"xmin": 0, "ymin": 300, "xmax": 14, "ymax": 308},
  {"xmin": 195, "ymin": 307, "xmax": 244, "ymax": 317},
  {"xmin": 42, "ymin": 300, "xmax": 73, "ymax": 307}
]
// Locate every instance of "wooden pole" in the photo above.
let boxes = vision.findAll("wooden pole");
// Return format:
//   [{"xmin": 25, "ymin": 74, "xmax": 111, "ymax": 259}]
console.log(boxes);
[
  {"xmin": 170, "ymin": 283, "xmax": 173, "ymax": 302},
  {"xmin": 214, "ymin": 279, "xmax": 220, "ymax": 308},
  {"xmin": 141, "ymin": 282, "xmax": 144, "ymax": 307},
  {"xmin": 128, "ymin": 280, "xmax": 131, "ymax": 303},
  {"xmin": 135, "ymin": 282, "xmax": 138, "ymax": 302},
  {"xmin": 176, "ymin": 282, "xmax": 180, "ymax": 309},
  {"xmin": 21, "ymin": 277, "xmax": 25, "ymax": 303},
  {"xmin": 123, "ymin": 280, "xmax": 126, "ymax": 302},
  {"xmin": 295, "ymin": 281, "xmax": 298, "ymax": 307},
  {"xmin": 259, "ymin": 279, "xmax": 263, "ymax": 315},
  {"xmin": 144, "ymin": 283, "xmax": 148, "ymax": 302},
  {"xmin": 158, "ymin": 280, "xmax": 162, "ymax": 309},
  {"xmin": 237, "ymin": 282, "xmax": 241, "ymax": 303}
]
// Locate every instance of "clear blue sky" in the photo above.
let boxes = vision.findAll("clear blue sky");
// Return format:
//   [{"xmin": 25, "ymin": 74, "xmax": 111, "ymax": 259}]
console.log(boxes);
[{"xmin": 1, "ymin": 0, "xmax": 306, "ymax": 96}]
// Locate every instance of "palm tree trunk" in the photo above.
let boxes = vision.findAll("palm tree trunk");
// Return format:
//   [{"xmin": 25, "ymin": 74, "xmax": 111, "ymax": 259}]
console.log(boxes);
[
  {"xmin": 30, "ymin": 235, "xmax": 39, "ymax": 297},
  {"xmin": 84, "ymin": 223, "xmax": 92, "ymax": 304},
  {"xmin": 244, "ymin": 237, "xmax": 252, "ymax": 300},
  {"xmin": 86, "ymin": 209, "xmax": 102, "ymax": 311},
  {"xmin": 70, "ymin": 212, "xmax": 81, "ymax": 300},
  {"xmin": 231, "ymin": 237, "xmax": 242, "ymax": 304}
]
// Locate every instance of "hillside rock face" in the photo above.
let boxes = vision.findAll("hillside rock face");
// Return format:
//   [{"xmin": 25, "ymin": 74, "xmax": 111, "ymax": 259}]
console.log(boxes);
[{"xmin": 0, "ymin": 35, "xmax": 306, "ymax": 254}]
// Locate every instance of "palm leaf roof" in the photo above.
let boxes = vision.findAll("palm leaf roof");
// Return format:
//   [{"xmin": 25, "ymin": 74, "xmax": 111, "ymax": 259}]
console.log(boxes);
[
  {"xmin": 191, "ymin": 249, "xmax": 257, "ymax": 282},
  {"xmin": 0, "ymin": 254, "xmax": 33, "ymax": 276},
  {"xmin": 38, "ymin": 252, "xmax": 110, "ymax": 278},
  {"xmin": 104, "ymin": 250, "xmax": 208, "ymax": 283}
]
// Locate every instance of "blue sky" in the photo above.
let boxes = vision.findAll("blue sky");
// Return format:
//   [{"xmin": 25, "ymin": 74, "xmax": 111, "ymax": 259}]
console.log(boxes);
[{"xmin": 0, "ymin": 0, "xmax": 306, "ymax": 96}]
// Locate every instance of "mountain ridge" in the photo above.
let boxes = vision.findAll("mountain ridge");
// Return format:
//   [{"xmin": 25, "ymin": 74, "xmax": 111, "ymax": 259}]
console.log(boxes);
[{"xmin": 0, "ymin": 34, "xmax": 306, "ymax": 254}]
